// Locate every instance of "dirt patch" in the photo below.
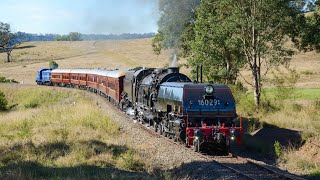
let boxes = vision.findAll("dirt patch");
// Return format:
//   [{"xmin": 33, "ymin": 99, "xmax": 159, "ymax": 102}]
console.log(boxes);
[{"xmin": 298, "ymin": 137, "xmax": 320, "ymax": 164}]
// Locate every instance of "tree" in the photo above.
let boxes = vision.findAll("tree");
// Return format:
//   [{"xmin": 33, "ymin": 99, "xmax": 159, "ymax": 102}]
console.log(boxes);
[
  {"xmin": 55, "ymin": 32, "xmax": 82, "ymax": 41},
  {"xmin": 183, "ymin": 1, "xmax": 245, "ymax": 84},
  {"xmin": 49, "ymin": 60, "xmax": 58, "ymax": 69},
  {"xmin": 152, "ymin": 0, "xmax": 200, "ymax": 56},
  {"xmin": 296, "ymin": 1, "xmax": 320, "ymax": 52},
  {"xmin": 68, "ymin": 32, "xmax": 82, "ymax": 41},
  {"xmin": 0, "ymin": 22, "xmax": 20, "ymax": 63},
  {"xmin": 185, "ymin": 0, "xmax": 300, "ymax": 108}
]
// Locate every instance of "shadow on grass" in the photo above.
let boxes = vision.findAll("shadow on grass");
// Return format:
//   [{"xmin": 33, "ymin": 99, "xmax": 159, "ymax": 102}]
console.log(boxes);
[
  {"xmin": 0, "ymin": 140, "xmax": 152, "ymax": 179},
  {"xmin": 14, "ymin": 45, "xmax": 36, "ymax": 50},
  {"xmin": 0, "ymin": 45, "xmax": 36, "ymax": 53},
  {"xmin": 0, "ymin": 161, "xmax": 150, "ymax": 179},
  {"xmin": 82, "ymin": 139, "xmax": 128, "ymax": 157},
  {"xmin": 231, "ymin": 117, "xmax": 303, "ymax": 165}
]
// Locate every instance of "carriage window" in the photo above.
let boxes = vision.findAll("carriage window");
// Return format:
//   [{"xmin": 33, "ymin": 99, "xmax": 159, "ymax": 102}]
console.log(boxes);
[{"xmin": 108, "ymin": 82, "xmax": 115, "ymax": 89}]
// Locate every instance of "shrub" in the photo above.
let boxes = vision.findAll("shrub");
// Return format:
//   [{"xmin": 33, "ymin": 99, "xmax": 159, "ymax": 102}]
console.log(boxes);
[
  {"xmin": 49, "ymin": 60, "xmax": 59, "ymax": 69},
  {"xmin": 0, "ymin": 76, "xmax": 19, "ymax": 83},
  {"xmin": 119, "ymin": 150, "xmax": 144, "ymax": 171},
  {"xmin": 271, "ymin": 68, "xmax": 300, "ymax": 101},
  {"xmin": 291, "ymin": 103, "xmax": 303, "ymax": 112},
  {"xmin": 312, "ymin": 100, "xmax": 320, "ymax": 109},
  {"xmin": 301, "ymin": 70, "xmax": 314, "ymax": 75},
  {"xmin": 274, "ymin": 141, "xmax": 282, "ymax": 158},
  {"xmin": 0, "ymin": 91, "xmax": 8, "ymax": 111}
]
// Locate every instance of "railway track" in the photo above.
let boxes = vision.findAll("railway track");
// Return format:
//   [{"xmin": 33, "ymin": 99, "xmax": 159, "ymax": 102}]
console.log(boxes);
[{"xmin": 203, "ymin": 154, "xmax": 301, "ymax": 180}]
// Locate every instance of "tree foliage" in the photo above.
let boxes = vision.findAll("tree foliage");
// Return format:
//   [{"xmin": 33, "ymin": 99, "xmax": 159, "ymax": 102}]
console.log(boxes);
[
  {"xmin": 183, "ymin": 1, "xmax": 245, "ymax": 84},
  {"xmin": 49, "ymin": 60, "xmax": 59, "ymax": 69},
  {"xmin": 55, "ymin": 32, "xmax": 82, "ymax": 41},
  {"xmin": 296, "ymin": 2, "xmax": 320, "ymax": 52},
  {"xmin": 183, "ymin": 0, "xmax": 301, "ymax": 107},
  {"xmin": 152, "ymin": 0, "xmax": 200, "ymax": 54}
]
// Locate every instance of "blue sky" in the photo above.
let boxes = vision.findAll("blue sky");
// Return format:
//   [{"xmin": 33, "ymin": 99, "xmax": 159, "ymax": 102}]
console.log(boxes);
[{"xmin": 0, "ymin": 0, "xmax": 159, "ymax": 34}]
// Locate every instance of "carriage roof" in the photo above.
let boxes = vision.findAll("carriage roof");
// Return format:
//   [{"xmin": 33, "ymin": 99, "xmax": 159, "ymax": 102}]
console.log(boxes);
[{"xmin": 51, "ymin": 68, "xmax": 126, "ymax": 78}]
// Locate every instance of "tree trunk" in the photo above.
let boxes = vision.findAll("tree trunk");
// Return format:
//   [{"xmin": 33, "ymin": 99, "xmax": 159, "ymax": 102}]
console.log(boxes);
[
  {"xmin": 251, "ymin": 1, "xmax": 260, "ymax": 108},
  {"xmin": 225, "ymin": 55, "xmax": 231, "ymax": 84},
  {"xmin": 6, "ymin": 52, "xmax": 10, "ymax": 63},
  {"xmin": 253, "ymin": 70, "xmax": 261, "ymax": 108}
]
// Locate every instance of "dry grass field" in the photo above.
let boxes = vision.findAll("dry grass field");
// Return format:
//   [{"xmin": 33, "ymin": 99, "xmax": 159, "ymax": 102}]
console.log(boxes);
[
  {"xmin": 0, "ymin": 39, "xmax": 320, "ymax": 176},
  {"xmin": 0, "ymin": 39, "xmax": 177, "ymax": 84},
  {"xmin": 0, "ymin": 86, "xmax": 148, "ymax": 179}
]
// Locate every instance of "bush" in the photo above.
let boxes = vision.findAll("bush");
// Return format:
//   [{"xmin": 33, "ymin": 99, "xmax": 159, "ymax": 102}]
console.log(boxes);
[
  {"xmin": 49, "ymin": 60, "xmax": 58, "ymax": 69},
  {"xmin": 274, "ymin": 141, "xmax": 282, "ymax": 158},
  {"xmin": 272, "ymin": 68, "xmax": 300, "ymax": 101},
  {"xmin": 118, "ymin": 150, "xmax": 144, "ymax": 171},
  {"xmin": 55, "ymin": 32, "xmax": 82, "ymax": 41},
  {"xmin": 0, "ymin": 91, "xmax": 8, "ymax": 111},
  {"xmin": 0, "ymin": 76, "xmax": 19, "ymax": 83},
  {"xmin": 312, "ymin": 100, "xmax": 320, "ymax": 109}
]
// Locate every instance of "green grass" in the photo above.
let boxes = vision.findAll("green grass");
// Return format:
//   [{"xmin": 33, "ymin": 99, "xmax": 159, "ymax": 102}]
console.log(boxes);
[
  {"xmin": 263, "ymin": 88, "xmax": 320, "ymax": 100},
  {"xmin": 0, "ymin": 86, "xmax": 148, "ymax": 179},
  {"xmin": 1, "ymin": 86, "xmax": 75, "ymax": 110},
  {"xmin": 311, "ymin": 170, "xmax": 320, "ymax": 176}
]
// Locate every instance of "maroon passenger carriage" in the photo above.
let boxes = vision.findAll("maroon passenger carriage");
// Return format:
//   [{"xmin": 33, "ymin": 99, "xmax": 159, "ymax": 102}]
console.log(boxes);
[{"xmin": 51, "ymin": 68, "xmax": 126, "ymax": 104}]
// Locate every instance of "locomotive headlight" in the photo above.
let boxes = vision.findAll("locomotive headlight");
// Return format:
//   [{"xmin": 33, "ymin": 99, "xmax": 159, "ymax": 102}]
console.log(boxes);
[
  {"xmin": 205, "ymin": 85, "xmax": 214, "ymax": 94},
  {"xmin": 230, "ymin": 128, "xmax": 236, "ymax": 141}
]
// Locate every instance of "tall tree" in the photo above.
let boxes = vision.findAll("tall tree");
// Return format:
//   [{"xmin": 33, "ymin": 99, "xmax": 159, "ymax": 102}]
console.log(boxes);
[
  {"xmin": 152, "ymin": 0, "xmax": 200, "ymax": 56},
  {"xmin": 0, "ymin": 22, "xmax": 20, "ymax": 63},
  {"xmin": 296, "ymin": 1, "xmax": 320, "ymax": 51},
  {"xmin": 185, "ymin": 0, "xmax": 300, "ymax": 107},
  {"xmin": 184, "ymin": 1, "xmax": 245, "ymax": 84}
]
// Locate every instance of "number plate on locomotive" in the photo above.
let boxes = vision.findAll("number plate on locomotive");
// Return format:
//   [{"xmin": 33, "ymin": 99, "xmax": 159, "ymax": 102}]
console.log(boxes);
[{"xmin": 197, "ymin": 99, "xmax": 220, "ymax": 106}]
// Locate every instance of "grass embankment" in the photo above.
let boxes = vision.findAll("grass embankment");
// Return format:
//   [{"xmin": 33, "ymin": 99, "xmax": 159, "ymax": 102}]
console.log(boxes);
[
  {"xmin": 235, "ymin": 86, "xmax": 320, "ymax": 175},
  {"xmin": 0, "ymin": 86, "xmax": 146, "ymax": 179}
]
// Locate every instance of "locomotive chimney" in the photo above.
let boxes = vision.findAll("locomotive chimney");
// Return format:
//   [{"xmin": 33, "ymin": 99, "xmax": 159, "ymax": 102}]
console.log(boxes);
[
  {"xmin": 196, "ymin": 66, "xmax": 199, "ymax": 83},
  {"xmin": 200, "ymin": 65, "xmax": 203, "ymax": 83}
]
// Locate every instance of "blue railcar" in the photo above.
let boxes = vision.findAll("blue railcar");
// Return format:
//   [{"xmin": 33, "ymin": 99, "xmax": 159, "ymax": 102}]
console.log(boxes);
[{"xmin": 36, "ymin": 68, "xmax": 52, "ymax": 85}]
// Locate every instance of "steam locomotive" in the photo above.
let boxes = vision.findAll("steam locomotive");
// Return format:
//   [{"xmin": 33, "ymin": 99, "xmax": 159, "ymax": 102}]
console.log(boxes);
[{"xmin": 36, "ymin": 66, "xmax": 242, "ymax": 152}]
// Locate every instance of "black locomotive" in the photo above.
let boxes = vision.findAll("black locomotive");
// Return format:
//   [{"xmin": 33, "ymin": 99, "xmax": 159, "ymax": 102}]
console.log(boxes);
[{"xmin": 121, "ymin": 67, "xmax": 242, "ymax": 152}]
